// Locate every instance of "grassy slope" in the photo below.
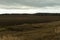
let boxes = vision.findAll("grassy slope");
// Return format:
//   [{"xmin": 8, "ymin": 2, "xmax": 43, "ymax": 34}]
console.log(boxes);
[{"xmin": 0, "ymin": 15, "xmax": 59, "ymax": 40}]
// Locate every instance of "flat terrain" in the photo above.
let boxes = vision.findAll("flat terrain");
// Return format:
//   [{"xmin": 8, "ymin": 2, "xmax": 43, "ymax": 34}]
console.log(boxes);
[{"xmin": 0, "ymin": 15, "xmax": 59, "ymax": 40}]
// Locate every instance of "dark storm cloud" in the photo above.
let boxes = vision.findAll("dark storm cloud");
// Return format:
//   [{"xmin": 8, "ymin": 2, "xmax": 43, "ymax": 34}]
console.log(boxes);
[{"xmin": 0, "ymin": 0, "xmax": 60, "ymax": 8}]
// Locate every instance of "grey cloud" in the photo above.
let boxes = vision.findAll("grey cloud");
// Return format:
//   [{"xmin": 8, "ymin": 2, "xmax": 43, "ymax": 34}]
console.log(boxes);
[{"xmin": 0, "ymin": 0, "xmax": 60, "ymax": 8}]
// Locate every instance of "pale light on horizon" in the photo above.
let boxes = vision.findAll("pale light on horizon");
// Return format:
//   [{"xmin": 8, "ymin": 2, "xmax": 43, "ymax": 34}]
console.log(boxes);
[{"xmin": 0, "ymin": 6, "xmax": 60, "ymax": 14}]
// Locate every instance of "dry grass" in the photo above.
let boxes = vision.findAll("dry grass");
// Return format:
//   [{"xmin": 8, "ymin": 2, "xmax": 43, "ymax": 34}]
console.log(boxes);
[
  {"xmin": 0, "ymin": 35, "xmax": 24, "ymax": 40},
  {"xmin": 0, "ymin": 15, "xmax": 59, "ymax": 40},
  {"xmin": 0, "ymin": 21, "xmax": 59, "ymax": 40}
]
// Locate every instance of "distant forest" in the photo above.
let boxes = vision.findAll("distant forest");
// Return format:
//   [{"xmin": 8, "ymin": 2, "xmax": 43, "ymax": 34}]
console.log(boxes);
[{"xmin": 1, "ymin": 13, "xmax": 60, "ymax": 16}]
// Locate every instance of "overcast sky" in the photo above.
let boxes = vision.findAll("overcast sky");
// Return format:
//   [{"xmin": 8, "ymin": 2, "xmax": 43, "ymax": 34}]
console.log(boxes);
[{"xmin": 0, "ymin": 0, "xmax": 60, "ymax": 13}]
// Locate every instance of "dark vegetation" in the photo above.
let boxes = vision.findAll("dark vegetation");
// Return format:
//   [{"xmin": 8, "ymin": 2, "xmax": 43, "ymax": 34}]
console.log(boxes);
[{"xmin": 2, "ymin": 13, "xmax": 60, "ymax": 16}]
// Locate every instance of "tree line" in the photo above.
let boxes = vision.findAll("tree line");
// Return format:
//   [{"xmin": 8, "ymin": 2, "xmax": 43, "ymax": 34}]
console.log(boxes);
[{"xmin": 0, "ymin": 13, "xmax": 60, "ymax": 16}]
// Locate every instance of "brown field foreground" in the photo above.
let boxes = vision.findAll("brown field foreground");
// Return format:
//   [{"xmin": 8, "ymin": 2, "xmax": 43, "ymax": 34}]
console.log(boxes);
[
  {"xmin": 0, "ymin": 21, "xmax": 59, "ymax": 40},
  {"xmin": 0, "ymin": 15, "xmax": 59, "ymax": 40}
]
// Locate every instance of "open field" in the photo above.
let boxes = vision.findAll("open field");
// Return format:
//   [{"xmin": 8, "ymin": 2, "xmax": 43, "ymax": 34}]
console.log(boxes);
[
  {"xmin": 0, "ymin": 15, "xmax": 60, "ymax": 26},
  {"xmin": 0, "ymin": 14, "xmax": 59, "ymax": 40}
]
